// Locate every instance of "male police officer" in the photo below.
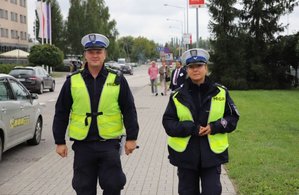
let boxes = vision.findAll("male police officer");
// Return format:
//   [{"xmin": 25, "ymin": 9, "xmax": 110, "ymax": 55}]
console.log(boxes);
[{"xmin": 53, "ymin": 33, "xmax": 139, "ymax": 195}]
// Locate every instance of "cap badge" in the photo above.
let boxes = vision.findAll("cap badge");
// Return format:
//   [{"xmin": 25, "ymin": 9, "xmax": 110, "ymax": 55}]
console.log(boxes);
[
  {"xmin": 190, "ymin": 50, "xmax": 197, "ymax": 57},
  {"xmin": 88, "ymin": 34, "xmax": 97, "ymax": 43}
]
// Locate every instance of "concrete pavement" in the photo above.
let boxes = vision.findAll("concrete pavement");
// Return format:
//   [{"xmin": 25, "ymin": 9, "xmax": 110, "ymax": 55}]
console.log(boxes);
[{"xmin": 0, "ymin": 71, "xmax": 237, "ymax": 195}]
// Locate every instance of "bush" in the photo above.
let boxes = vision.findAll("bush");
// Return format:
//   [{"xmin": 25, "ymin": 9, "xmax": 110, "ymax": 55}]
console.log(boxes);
[
  {"xmin": 0, "ymin": 64, "xmax": 23, "ymax": 74},
  {"xmin": 28, "ymin": 44, "xmax": 64, "ymax": 69}
]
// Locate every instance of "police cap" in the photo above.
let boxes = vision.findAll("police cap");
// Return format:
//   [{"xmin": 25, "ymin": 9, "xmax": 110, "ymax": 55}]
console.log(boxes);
[
  {"xmin": 81, "ymin": 33, "xmax": 110, "ymax": 50},
  {"xmin": 181, "ymin": 48, "xmax": 210, "ymax": 66}
]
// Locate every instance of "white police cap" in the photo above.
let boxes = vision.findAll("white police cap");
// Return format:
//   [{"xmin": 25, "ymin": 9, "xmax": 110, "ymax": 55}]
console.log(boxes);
[
  {"xmin": 181, "ymin": 48, "xmax": 210, "ymax": 66},
  {"xmin": 81, "ymin": 33, "xmax": 110, "ymax": 50}
]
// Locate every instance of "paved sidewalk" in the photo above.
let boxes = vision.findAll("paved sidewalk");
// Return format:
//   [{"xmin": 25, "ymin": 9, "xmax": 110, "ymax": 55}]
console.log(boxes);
[{"xmin": 0, "ymin": 81, "xmax": 237, "ymax": 195}]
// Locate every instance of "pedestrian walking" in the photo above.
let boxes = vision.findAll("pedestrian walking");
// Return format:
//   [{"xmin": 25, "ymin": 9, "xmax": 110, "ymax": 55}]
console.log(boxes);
[
  {"xmin": 159, "ymin": 60, "xmax": 170, "ymax": 96},
  {"xmin": 169, "ymin": 59, "xmax": 187, "ymax": 91},
  {"xmin": 162, "ymin": 48, "xmax": 240, "ymax": 195},
  {"xmin": 52, "ymin": 33, "xmax": 139, "ymax": 195},
  {"xmin": 148, "ymin": 61, "xmax": 159, "ymax": 96}
]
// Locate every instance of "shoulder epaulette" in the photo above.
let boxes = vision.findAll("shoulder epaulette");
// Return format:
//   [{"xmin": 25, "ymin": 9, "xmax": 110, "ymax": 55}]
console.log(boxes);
[
  {"xmin": 106, "ymin": 67, "xmax": 123, "ymax": 77},
  {"xmin": 215, "ymin": 82, "xmax": 227, "ymax": 90},
  {"xmin": 66, "ymin": 70, "xmax": 82, "ymax": 78}
]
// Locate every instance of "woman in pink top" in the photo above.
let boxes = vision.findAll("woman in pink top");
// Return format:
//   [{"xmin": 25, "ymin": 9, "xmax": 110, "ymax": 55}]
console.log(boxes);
[{"xmin": 148, "ymin": 61, "xmax": 159, "ymax": 96}]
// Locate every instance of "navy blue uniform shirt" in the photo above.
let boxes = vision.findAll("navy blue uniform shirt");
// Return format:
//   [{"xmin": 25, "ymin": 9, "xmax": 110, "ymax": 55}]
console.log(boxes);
[{"xmin": 53, "ymin": 65, "xmax": 139, "ymax": 144}]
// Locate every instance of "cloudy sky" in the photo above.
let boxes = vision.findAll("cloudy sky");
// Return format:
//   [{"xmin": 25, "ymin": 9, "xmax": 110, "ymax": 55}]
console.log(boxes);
[{"xmin": 28, "ymin": 0, "xmax": 299, "ymax": 44}]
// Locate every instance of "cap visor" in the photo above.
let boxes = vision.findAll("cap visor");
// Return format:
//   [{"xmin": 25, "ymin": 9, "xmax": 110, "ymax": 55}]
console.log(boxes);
[
  {"xmin": 187, "ymin": 62, "xmax": 206, "ymax": 66},
  {"xmin": 85, "ymin": 46, "xmax": 105, "ymax": 50}
]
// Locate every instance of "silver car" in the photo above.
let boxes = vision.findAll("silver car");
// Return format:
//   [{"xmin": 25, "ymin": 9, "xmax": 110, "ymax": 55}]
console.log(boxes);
[{"xmin": 0, "ymin": 74, "xmax": 43, "ymax": 161}]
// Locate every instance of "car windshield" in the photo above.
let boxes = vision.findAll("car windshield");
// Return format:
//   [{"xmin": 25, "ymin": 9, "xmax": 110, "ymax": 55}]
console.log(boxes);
[{"xmin": 9, "ymin": 69, "xmax": 34, "ymax": 76}]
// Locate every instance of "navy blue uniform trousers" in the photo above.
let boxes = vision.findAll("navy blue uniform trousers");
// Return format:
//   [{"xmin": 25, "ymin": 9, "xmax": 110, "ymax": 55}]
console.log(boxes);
[
  {"xmin": 177, "ymin": 166, "xmax": 222, "ymax": 195},
  {"xmin": 72, "ymin": 140, "xmax": 126, "ymax": 195}
]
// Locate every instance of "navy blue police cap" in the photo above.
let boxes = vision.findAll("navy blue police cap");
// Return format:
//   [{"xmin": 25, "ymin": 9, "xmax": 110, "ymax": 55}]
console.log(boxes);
[
  {"xmin": 181, "ymin": 48, "xmax": 210, "ymax": 66},
  {"xmin": 81, "ymin": 33, "xmax": 110, "ymax": 50}
]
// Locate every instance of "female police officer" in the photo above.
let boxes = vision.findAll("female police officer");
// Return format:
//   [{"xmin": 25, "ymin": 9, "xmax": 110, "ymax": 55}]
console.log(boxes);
[
  {"xmin": 162, "ymin": 48, "xmax": 239, "ymax": 195},
  {"xmin": 53, "ymin": 33, "xmax": 139, "ymax": 195}
]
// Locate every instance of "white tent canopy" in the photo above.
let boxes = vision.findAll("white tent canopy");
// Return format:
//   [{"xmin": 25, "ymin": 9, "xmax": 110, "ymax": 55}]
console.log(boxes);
[{"xmin": 0, "ymin": 49, "xmax": 29, "ymax": 58}]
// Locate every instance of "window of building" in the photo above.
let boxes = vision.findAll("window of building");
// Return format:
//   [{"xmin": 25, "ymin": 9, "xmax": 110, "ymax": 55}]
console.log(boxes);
[
  {"xmin": 4, "ymin": 10, "xmax": 8, "ymax": 19},
  {"xmin": 10, "ymin": 12, "xmax": 18, "ymax": 22},
  {"xmin": 20, "ymin": 15, "xmax": 27, "ymax": 24},
  {"xmin": 10, "ymin": 30, "xmax": 19, "ymax": 39},
  {"xmin": 0, "ymin": 9, "xmax": 8, "ymax": 19},
  {"xmin": 20, "ymin": 15, "xmax": 27, "ymax": 23},
  {"xmin": 10, "ymin": 0, "xmax": 17, "ymax": 4},
  {"xmin": 20, "ymin": 0, "xmax": 26, "ymax": 7},
  {"xmin": 20, "ymin": 31, "xmax": 27, "ymax": 40},
  {"xmin": 1, "ymin": 28, "xmax": 9, "ymax": 38}
]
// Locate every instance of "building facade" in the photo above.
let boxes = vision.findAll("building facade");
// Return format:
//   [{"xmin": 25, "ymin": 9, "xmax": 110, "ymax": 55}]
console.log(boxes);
[{"xmin": 0, "ymin": 0, "xmax": 28, "ymax": 53}]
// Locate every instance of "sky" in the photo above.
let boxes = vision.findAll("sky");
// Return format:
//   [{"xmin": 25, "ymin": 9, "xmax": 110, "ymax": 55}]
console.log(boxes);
[{"xmin": 27, "ymin": 0, "xmax": 299, "ymax": 45}]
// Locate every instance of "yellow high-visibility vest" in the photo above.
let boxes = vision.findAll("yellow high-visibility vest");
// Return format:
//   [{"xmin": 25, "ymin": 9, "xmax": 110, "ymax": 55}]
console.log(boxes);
[
  {"xmin": 168, "ymin": 87, "xmax": 228, "ymax": 153},
  {"xmin": 68, "ymin": 72, "xmax": 124, "ymax": 140}
]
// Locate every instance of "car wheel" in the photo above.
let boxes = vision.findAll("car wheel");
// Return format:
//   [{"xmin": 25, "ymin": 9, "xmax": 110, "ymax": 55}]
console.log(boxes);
[
  {"xmin": 0, "ymin": 137, "xmax": 3, "ymax": 162},
  {"xmin": 49, "ymin": 82, "xmax": 55, "ymax": 92},
  {"xmin": 38, "ymin": 83, "xmax": 44, "ymax": 94},
  {"xmin": 27, "ymin": 117, "xmax": 42, "ymax": 145}
]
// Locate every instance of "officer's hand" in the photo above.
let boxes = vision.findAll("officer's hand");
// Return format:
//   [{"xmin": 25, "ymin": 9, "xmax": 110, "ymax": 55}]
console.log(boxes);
[
  {"xmin": 125, "ymin": 140, "xmax": 137, "ymax": 155},
  {"xmin": 56, "ymin": 144, "xmax": 68, "ymax": 157},
  {"xmin": 199, "ymin": 125, "xmax": 211, "ymax": 136}
]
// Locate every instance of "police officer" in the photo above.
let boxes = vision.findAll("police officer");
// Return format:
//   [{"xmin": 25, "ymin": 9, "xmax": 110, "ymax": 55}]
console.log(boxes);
[
  {"xmin": 162, "ymin": 48, "xmax": 239, "ymax": 195},
  {"xmin": 53, "ymin": 33, "xmax": 139, "ymax": 195}
]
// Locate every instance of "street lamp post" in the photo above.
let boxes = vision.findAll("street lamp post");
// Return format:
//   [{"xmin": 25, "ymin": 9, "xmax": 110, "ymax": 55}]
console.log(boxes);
[
  {"xmin": 164, "ymin": 3, "xmax": 186, "ymax": 34},
  {"xmin": 186, "ymin": 0, "xmax": 189, "ymax": 34},
  {"xmin": 167, "ymin": 18, "xmax": 184, "ymax": 55}
]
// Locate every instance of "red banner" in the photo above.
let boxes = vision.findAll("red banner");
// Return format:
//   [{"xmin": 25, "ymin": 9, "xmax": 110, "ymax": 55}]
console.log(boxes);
[{"xmin": 189, "ymin": 0, "xmax": 205, "ymax": 8}]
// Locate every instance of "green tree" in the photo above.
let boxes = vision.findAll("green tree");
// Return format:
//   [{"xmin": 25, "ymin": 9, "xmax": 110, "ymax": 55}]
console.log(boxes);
[
  {"xmin": 46, "ymin": 0, "xmax": 65, "ymax": 51},
  {"xmin": 208, "ymin": 0, "xmax": 247, "ymax": 89},
  {"xmin": 131, "ymin": 37, "xmax": 158, "ymax": 63},
  {"xmin": 28, "ymin": 44, "xmax": 64, "ymax": 68},
  {"xmin": 240, "ymin": 0, "xmax": 298, "ymax": 88},
  {"xmin": 277, "ymin": 32, "xmax": 299, "ymax": 87},
  {"xmin": 67, "ymin": 0, "xmax": 85, "ymax": 55},
  {"xmin": 117, "ymin": 36, "xmax": 135, "ymax": 61},
  {"xmin": 67, "ymin": 0, "xmax": 118, "ymax": 57}
]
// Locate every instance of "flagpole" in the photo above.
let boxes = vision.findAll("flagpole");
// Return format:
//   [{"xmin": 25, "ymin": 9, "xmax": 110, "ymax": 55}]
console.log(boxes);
[
  {"xmin": 48, "ymin": 3, "xmax": 52, "ymax": 45},
  {"xmin": 41, "ymin": 1, "xmax": 44, "ymax": 44}
]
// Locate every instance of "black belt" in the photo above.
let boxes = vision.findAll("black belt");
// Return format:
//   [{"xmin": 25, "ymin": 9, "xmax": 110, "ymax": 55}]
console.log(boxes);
[{"xmin": 85, "ymin": 112, "xmax": 103, "ymax": 126}]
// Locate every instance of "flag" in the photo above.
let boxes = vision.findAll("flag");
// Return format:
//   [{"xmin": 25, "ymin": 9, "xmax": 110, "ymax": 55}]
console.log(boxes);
[{"xmin": 36, "ymin": 1, "xmax": 51, "ymax": 43}]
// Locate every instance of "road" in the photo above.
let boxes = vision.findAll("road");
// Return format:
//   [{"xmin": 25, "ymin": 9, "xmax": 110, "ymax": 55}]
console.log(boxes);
[{"xmin": 0, "ymin": 65, "xmax": 149, "ymax": 186}]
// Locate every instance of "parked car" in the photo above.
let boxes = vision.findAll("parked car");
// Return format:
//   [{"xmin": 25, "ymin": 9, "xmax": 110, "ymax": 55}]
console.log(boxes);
[
  {"xmin": 105, "ymin": 61, "xmax": 119, "ymax": 70},
  {"xmin": 119, "ymin": 64, "xmax": 133, "ymax": 75},
  {"xmin": 9, "ymin": 66, "xmax": 55, "ymax": 94},
  {"xmin": 117, "ymin": 58, "xmax": 133, "ymax": 75},
  {"xmin": 0, "ymin": 74, "xmax": 43, "ymax": 161}
]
